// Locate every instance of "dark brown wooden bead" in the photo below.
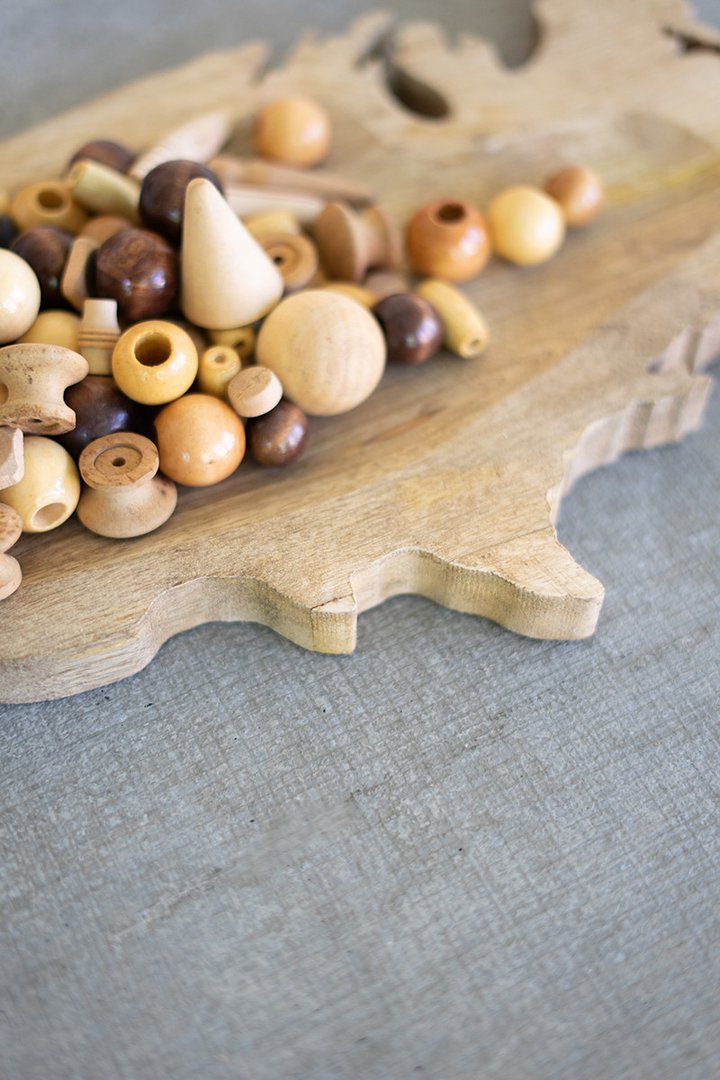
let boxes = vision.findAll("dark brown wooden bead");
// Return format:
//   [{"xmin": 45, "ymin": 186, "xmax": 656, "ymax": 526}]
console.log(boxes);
[
  {"xmin": 372, "ymin": 292, "xmax": 443, "ymax": 365},
  {"xmin": 0, "ymin": 214, "xmax": 18, "ymax": 249},
  {"xmin": 247, "ymin": 398, "xmax": 308, "ymax": 467},
  {"xmin": 68, "ymin": 139, "xmax": 135, "ymax": 174},
  {"xmin": 56, "ymin": 374, "xmax": 152, "ymax": 459},
  {"xmin": 139, "ymin": 160, "xmax": 223, "ymax": 243},
  {"xmin": 95, "ymin": 227, "xmax": 178, "ymax": 322},
  {"xmin": 10, "ymin": 226, "xmax": 73, "ymax": 309}
]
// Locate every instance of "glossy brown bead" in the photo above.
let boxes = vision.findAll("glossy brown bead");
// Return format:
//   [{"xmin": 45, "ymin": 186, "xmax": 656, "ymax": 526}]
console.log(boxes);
[
  {"xmin": 406, "ymin": 198, "xmax": 490, "ymax": 282},
  {"xmin": 68, "ymin": 139, "xmax": 135, "ymax": 174},
  {"xmin": 95, "ymin": 227, "xmax": 178, "ymax": 322},
  {"xmin": 57, "ymin": 375, "xmax": 151, "ymax": 459},
  {"xmin": 372, "ymin": 293, "xmax": 443, "ymax": 365},
  {"xmin": 247, "ymin": 399, "xmax": 308, "ymax": 467},
  {"xmin": 10, "ymin": 226, "xmax": 73, "ymax": 309},
  {"xmin": 139, "ymin": 160, "xmax": 224, "ymax": 243}
]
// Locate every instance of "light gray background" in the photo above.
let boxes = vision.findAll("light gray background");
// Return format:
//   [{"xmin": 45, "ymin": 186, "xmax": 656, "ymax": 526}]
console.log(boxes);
[{"xmin": 1, "ymin": 3, "xmax": 720, "ymax": 1078}]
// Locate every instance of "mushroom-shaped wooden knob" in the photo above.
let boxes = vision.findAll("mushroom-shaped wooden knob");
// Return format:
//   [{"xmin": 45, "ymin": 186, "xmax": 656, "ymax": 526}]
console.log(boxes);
[
  {"xmin": 0, "ymin": 426, "xmax": 24, "ymax": 488},
  {"xmin": 77, "ymin": 432, "xmax": 177, "ymax": 538},
  {"xmin": 312, "ymin": 202, "xmax": 402, "ymax": 283},
  {"xmin": 0, "ymin": 249, "xmax": 41, "ymax": 343},
  {"xmin": 406, "ymin": 198, "xmax": 491, "ymax": 282},
  {"xmin": 228, "ymin": 365, "xmax": 283, "ymax": 418},
  {"xmin": 112, "ymin": 320, "xmax": 198, "ymax": 405},
  {"xmin": 77, "ymin": 298, "xmax": 121, "ymax": 376},
  {"xmin": 257, "ymin": 232, "xmax": 318, "ymax": 292},
  {"xmin": 0, "ymin": 342, "xmax": 88, "ymax": 434},
  {"xmin": 1, "ymin": 435, "xmax": 80, "ymax": 532},
  {"xmin": 0, "ymin": 502, "xmax": 22, "ymax": 599}
]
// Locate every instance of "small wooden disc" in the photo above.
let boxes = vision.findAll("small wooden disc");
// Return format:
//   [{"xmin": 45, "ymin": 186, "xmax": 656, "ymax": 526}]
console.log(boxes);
[
  {"xmin": 258, "ymin": 232, "xmax": 319, "ymax": 291},
  {"xmin": 227, "ymin": 365, "xmax": 283, "ymax": 418}
]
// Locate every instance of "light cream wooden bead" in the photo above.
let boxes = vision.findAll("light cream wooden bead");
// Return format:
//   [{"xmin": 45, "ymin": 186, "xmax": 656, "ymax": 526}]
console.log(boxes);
[
  {"xmin": 197, "ymin": 345, "xmax": 242, "ymax": 398},
  {"xmin": 416, "ymin": 279, "xmax": 490, "ymax": 359},
  {"xmin": 210, "ymin": 154, "xmax": 372, "ymax": 205},
  {"xmin": 78, "ymin": 432, "xmax": 177, "ymax": 538},
  {"xmin": 208, "ymin": 325, "xmax": 256, "ymax": 360},
  {"xmin": 0, "ymin": 249, "xmax": 41, "ymax": 344},
  {"xmin": 10, "ymin": 179, "xmax": 88, "ymax": 234},
  {"xmin": 224, "ymin": 185, "xmax": 324, "ymax": 225},
  {"xmin": 19, "ymin": 309, "xmax": 80, "ymax": 351},
  {"xmin": 61, "ymin": 235, "xmax": 98, "ymax": 311},
  {"xmin": 256, "ymin": 289, "xmax": 386, "ymax": 416},
  {"xmin": 1, "ymin": 435, "xmax": 80, "ymax": 532},
  {"xmin": 130, "ymin": 110, "xmax": 232, "ymax": 182},
  {"xmin": 0, "ymin": 502, "xmax": 22, "ymax": 600},
  {"xmin": 181, "ymin": 178, "xmax": 284, "ymax": 329},
  {"xmin": 0, "ymin": 426, "xmax": 23, "ymax": 489},
  {"xmin": 227, "ymin": 365, "xmax": 283, "ymax": 418},
  {"xmin": 77, "ymin": 299, "xmax": 121, "ymax": 376},
  {"xmin": 487, "ymin": 185, "xmax": 566, "ymax": 267},
  {"xmin": 244, "ymin": 209, "xmax": 302, "ymax": 240},
  {"xmin": 0, "ymin": 343, "xmax": 88, "ymax": 434},
  {"xmin": 65, "ymin": 159, "xmax": 141, "ymax": 223}
]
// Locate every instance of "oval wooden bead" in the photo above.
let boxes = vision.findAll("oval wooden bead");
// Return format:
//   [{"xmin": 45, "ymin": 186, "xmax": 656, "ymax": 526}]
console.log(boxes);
[
  {"xmin": 312, "ymin": 202, "xmax": 402, "ymax": 283},
  {"xmin": 197, "ymin": 345, "xmax": 242, "ymax": 398},
  {"xmin": 10, "ymin": 227, "xmax": 73, "ymax": 310},
  {"xmin": 256, "ymin": 289, "xmax": 386, "ymax": 416},
  {"xmin": 11, "ymin": 179, "xmax": 88, "ymax": 235},
  {"xmin": 0, "ymin": 501, "xmax": 23, "ymax": 600},
  {"xmin": 0, "ymin": 342, "xmax": 88, "ymax": 434},
  {"xmin": 77, "ymin": 298, "xmax": 121, "ymax": 376},
  {"xmin": 253, "ymin": 97, "xmax": 331, "ymax": 167},
  {"xmin": 543, "ymin": 165, "xmax": 604, "ymax": 227},
  {"xmin": 208, "ymin": 325, "xmax": 256, "ymax": 360},
  {"xmin": 112, "ymin": 320, "xmax": 198, "ymax": 405},
  {"xmin": 139, "ymin": 159, "xmax": 224, "ymax": 243},
  {"xmin": 154, "ymin": 393, "xmax": 245, "ymax": 486},
  {"xmin": 487, "ymin": 185, "xmax": 566, "ymax": 266},
  {"xmin": 19, "ymin": 309, "xmax": 80, "ymax": 350},
  {"xmin": 78, "ymin": 432, "xmax": 177, "ymax": 538},
  {"xmin": 246, "ymin": 399, "xmax": 308, "ymax": 467},
  {"xmin": 227, "ymin": 365, "xmax": 283, "ymax": 418},
  {"xmin": 0, "ymin": 249, "xmax": 41, "ymax": 343},
  {"xmin": 66, "ymin": 160, "xmax": 141, "ymax": 223},
  {"xmin": 257, "ymin": 232, "xmax": 318, "ymax": 292},
  {"xmin": 1, "ymin": 435, "xmax": 80, "ymax": 532},
  {"xmin": 416, "ymin": 279, "xmax": 490, "ymax": 359},
  {"xmin": 372, "ymin": 293, "xmax": 443, "ymax": 365},
  {"xmin": 96, "ymin": 228, "xmax": 178, "ymax": 323},
  {"xmin": 68, "ymin": 139, "xmax": 135, "ymax": 174},
  {"xmin": 57, "ymin": 375, "xmax": 149, "ymax": 459},
  {"xmin": 406, "ymin": 198, "xmax": 490, "ymax": 282}
]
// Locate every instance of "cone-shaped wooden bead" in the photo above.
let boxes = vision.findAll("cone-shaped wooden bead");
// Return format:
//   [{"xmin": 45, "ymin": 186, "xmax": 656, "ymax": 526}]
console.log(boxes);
[
  {"xmin": 181, "ymin": 178, "xmax": 284, "ymax": 330},
  {"xmin": 0, "ymin": 501, "xmax": 22, "ymax": 600},
  {"xmin": 78, "ymin": 432, "xmax": 177, "ymax": 538}
]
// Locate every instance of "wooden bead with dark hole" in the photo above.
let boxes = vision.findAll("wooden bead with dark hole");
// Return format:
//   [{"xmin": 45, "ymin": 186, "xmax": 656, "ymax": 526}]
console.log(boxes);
[
  {"xmin": 139, "ymin": 160, "xmax": 224, "ymax": 243},
  {"xmin": 372, "ymin": 293, "xmax": 443, "ymax": 365},
  {"xmin": 11, "ymin": 227, "xmax": 73, "ymax": 309},
  {"xmin": 96, "ymin": 228, "xmax": 178, "ymax": 322},
  {"xmin": 247, "ymin": 399, "xmax": 308, "ymax": 467},
  {"xmin": 68, "ymin": 139, "xmax": 135, "ymax": 174},
  {"xmin": 57, "ymin": 375, "xmax": 151, "ymax": 458},
  {"xmin": 406, "ymin": 197, "xmax": 490, "ymax": 282}
]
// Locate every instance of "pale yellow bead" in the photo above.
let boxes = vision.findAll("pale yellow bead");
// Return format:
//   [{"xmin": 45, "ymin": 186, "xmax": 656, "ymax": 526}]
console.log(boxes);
[
  {"xmin": 2, "ymin": 435, "xmax": 80, "ymax": 532},
  {"xmin": 0, "ymin": 250, "xmax": 41, "ymax": 344},
  {"xmin": 19, "ymin": 310, "xmax": 81, "ymax": 351},
  {"xmin": 488, "ymin": 185, "xmax": 566, "ymax": 267},
  {"xmin": 197, "ymin": 345, "xmax": 242, "ymax": 398}
]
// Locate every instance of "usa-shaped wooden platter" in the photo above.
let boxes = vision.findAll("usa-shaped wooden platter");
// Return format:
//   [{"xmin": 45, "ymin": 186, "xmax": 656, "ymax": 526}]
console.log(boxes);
[{"xmin": 2, "ymin": 0, "xmax": 720, "ymax": 703}]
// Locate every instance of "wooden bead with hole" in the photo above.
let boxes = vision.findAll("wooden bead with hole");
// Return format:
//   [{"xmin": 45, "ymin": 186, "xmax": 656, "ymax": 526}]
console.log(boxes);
[
  {"xmin": 406, "ymin": 197, "xmax": 490, "ymax": 282},
  {"xmin": 208, "ymin": 325, "xmax": 256, "ymax": 360},
  {"xmin": 0, "ymin": 501, "xmax": 22, "ymax": 599},
  {"xmin": 312, "ymin": 202, "xmax": 402, "ymax": 283},
  {"xmin": 112, "ymin": 320, "xmax": 198, "ymax": 405},
  {"xmin": 78, "ymin": 432, "xmax": 177, "ymax": 538},
  {"xmin": 0, "ymin": 342, "xmax": 88, "ymax": 434},
  {"xmin": 416, "ymin": 279, "xmax": 490, "ymax": 359},
  {"xmin": 1, "ymin": 435, "xmax": 80, "ymax": 532},
  {"xmin": 228, "ymin": 365, "xmax": 283, "ymax": 418},
  {"xmin": 0, "ymin": 249, "xmax": 41, "ymax": 343},
  {"xmin": 11, "ymin": 179, "xmax": 87, "ymax": 235},
  {"xmin": 154, "ymin": 393, "xmax": 245, "ymax": 486},
  {"xmin": 487, "ymin": 185, "xmax": 566, "ymax": 266},
  {"xmin": 253, "ymin": 97, "xmax": 331, "ymax": 167},
  {"xmin": 543, "ymin": 165, "xmax": 604, "ymax": 227},
  {"xmin": 258, "ymin": 232, "xmax": 318, "ymax": 291},
  {"xmin": 246, "ymin": 399, "xmax": 308, "ymax": 467},
  {"xmin": 197, "ymin": 345, "xmax": 242, "ymax": 398}
]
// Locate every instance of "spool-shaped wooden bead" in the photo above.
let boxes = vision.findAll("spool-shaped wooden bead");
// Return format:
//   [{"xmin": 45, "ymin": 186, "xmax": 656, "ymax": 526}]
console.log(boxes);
[
  {"xmin": 208, "ymin": 325, "xmax": 256, "ymax": 360},
  {"xmin": 0, "ymin": 502, "xmax": 22, "ymax": 599},
  {"xmin": 11, "ymin": 179, "xmax": 88, "ymax": 235},
  {"xmin": 1, "ymin": 435, "xmax": 80, "ymax": 532},
  {"xmin": 66, "ymin": 160, "xmax": 141, "ymax": 223},
  {"xmin": 312, "ymin": 202, "xmax": 402, "ymax": 283},
  {"xmin": 112, "ymin": 320, "xmax": 198, "ymax": 405},
  {"xmin": 0, "ymin": 342, "xmax": 88, "ymax": 434},
  {"xmin": 416, "ymin": 279, "xmax": 490, "ymax": 359},
  {"xmin": 258, "ymin": 232, "xmax": 318, "ymax": 292},
  {"xmin": 77, "ymin": 298, "xmax": 121, "ymax": 376},
  {"xmin": 0, "ymin": 249, "xmax": 41, "ymax": 343},
  {"xmin": 78, "ymin": 432, "xmax": 177, "ymax": 538},
  {"xmin": 406, "ymin": 198, "xmax": 491, "ymax": 282},
  {"xmin": 227, "ymin": 365, "xmax": 283, "ymax": 418},
  {"xmin": 19, "ymin": 309, "xmax": 80, "ymax": 350},
  {"xmin": 197, "ymin": 345, "xmax": 242, "ymax": 398},
  {"xmin": 0, "ymin": 426, "xmax": 24, "ymax": 488}
]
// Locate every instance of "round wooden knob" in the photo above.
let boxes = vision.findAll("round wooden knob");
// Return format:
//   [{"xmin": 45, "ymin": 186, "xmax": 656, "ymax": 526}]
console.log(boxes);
[
  {"xmin": 0, "ymin": 249, "xmax": 41, "ymax": 344},
  {"xmin": 154, "ymin": 393, "xmax": 245, "ymax": 487},
  {"xmin": 257, "ymin": 232, "xmax": 318, "ymax": 292},
  {"xmin": 228, "ymin": 365, "xmax": 283, "ymax": 418},
  {"xmin": 1, "ymin": 435, "xmax": 80, "ymax": 532},
  {"xmin": 0, "ymin": 342, "xmax": 88, "ymax": 434},
  {"xmin": 406, "ymin": 197, "xmax": 490, "ymax": 282},
  {"xmin": 256, "ymin": 289, "xmax": 386, "ymax": 416},
  {"xmin": 253, "ymin": 97, "xmax": 331, "ymax": 167},
  {"xmin": 312, "ymin": 203, "xmax": 402, "ymax": 283},
  {"xmin": 487, "ymin": 185, "xmax": 566, "ymax": 266},
  {"xmin": 0, "ymin": 501, "xmax": 22, "ymax": 600},
  {"xmin": 543, "ymin": 165, "xmax": 604, "ymax": 227},
  {"xmin": 78, "ymin": 432, "xmax": 177, "ymax": 538},
  {"xmin": 112, "ymin": 320, "xmax": 198, "ymax": 405}
]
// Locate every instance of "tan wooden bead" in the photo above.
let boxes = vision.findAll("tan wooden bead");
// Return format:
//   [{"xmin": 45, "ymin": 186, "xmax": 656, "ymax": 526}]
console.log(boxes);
[
  {"xmin": 208, "ymin": 325, "xmax": 256, "ymax": 360},
  {"xmin": 543, "ymin": 164, "xmax": 605, "ymax": 227},
  {"xmin": 0, "ymin": 249, "xmax": 41, "ymax": 344},
  {"xmin": 0, "ymin": 426, "xmax": 24, "ymax": 489},
  {"xmin": 312, "ymin": 202, "xmax": 402, "ymax": 283},
  {"xmin": 210, "ymin": 154, "xmax": 372, "ymax": 205},
  {"xmin": 78, "ymin": 432, "xmax": 177, "ymax": 538},
  {"xmin": 227, "ymin": 365, "xmax": 283, "ymax": 418},
  {"xmin": 154, "ymin": 394, "xmax": 245, "ymax": 487},
  {"xmin": 61, "ymin": 235, "xmax": 98, "ymax": 311},
  {"xmin": 10, "ymin": 179, "xmax": 88, "ymax": 234},
  {"xmin": 253, "ymin": 97, "xmax": 331, "ymax": 167},
  {"xmin": 0, "ymin": 501, "xmax": 22, "ymax": 599},
  {"xmin": 66, "ymin": 159, "xmax": 141, "ymax": 223},
  {"xmin": 77, "ymin": 298, "xmax": 121, "ymax": 377},
  {"xmin": 244, "ymin": 209, "xmax": 302, "ymax": 240},
  {"xmin": 0, "ymin": 342, "xmax": 88, "ymax": 434},
  {"xmin": 258, "ymin": 232, "xmax": 318, "ymax": 292},
  {"xmin": 80, "ymin": 214, "xmax": 133, "ymax": 244},
  {"xmin": 1, "ymin": 435, "xmax": 80, "ymax": 532},
  {"xmin": 130, "ymin": 110, "xmax": 232, "ymax": 182},
  {"xmin": 197, "ymin": 345, "xmax": 242, "ymax": 398},
  {"xmin": 112, "ymin": 320, "xmax": 198, "ymax": 405},
  {"xmin": 487, "ymin": 185, "xmax": 566, "ymax": 266},
  {"xmin": 320, "ymin": 282, "xmax": 376, "ymax": 308},
  {"xmin": 416, "ymin": 279, "xmax": 490, "ymax": 359},
  {"xmin": 19, "ymin": 309, "xmax": 81, "ymax": 351}
]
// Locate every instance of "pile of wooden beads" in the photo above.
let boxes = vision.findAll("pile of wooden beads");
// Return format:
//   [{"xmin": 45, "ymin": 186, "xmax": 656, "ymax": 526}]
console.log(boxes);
[{"xmin": 0, "ymin": 95, "xmax": 604, "ymax": 601}]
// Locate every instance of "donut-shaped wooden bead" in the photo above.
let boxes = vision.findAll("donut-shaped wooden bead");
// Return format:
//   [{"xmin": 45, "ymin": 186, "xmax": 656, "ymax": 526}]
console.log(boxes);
[
  {"xmin": 406, "ymin": 198, "xmax": 490, "ymax": 282},
  {"xmin": 487, "ymin": 186, "xmax": 566, "ymax": 266},
  {"xmin": 0, "ymin": 250, "xmax": 41, "ymax": 343},
  {"xmin": 253, "ymin": 97, "xmax": 331, "ymax": 167},
  {"xmin": 112, "ymin": 320, "xmax": 198, "ymax": 405},
  {"xmin": 1, "ymin": 435, "xmax": 80, "ymax": 532},
  {"xmin": 0, "ymin": 502, "xmax": 22, "ymax": 599},
  {"xmin": 11, "ymin": 179, "xmax": 88, "ymax": 235},
  {"xmin": 0, "ymin": 342, "xmax": 88, "ymax": 434},
  {"xmin": 78, "ymin": 432, "xmax": 177, "ymax": 538},
  {"xmin": 154, "ymin": 393, "xmax": 245, "ymax": 486}
]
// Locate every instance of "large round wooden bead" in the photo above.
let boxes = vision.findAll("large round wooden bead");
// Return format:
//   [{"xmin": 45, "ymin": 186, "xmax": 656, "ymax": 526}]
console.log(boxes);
[
  {"xmin": 19, "ymin": 309, "xmax": 80, "ymax": 350},
  {"xmin": 139, "ymin": 159, "xmax": 224, "ymax": 243},
  {"xmin": 68, "ymin": 139, "xmax": 135, "ymax": 174},
  {"xmin": 253, "ymin": 97, "xmax": 331, "ymax": 167},
  {"xmin": 0, "ymin": 249, "xmax": 41, "ymax": 343},
  {"xmin": 487, "ymin": 185, "xmax": 566, "ymax": 266},
  {"xmin": 112, "ymin": 320, "xmax": 198, "ymax": 405},
  {"xmin": 256, "ymin": 290, "xmax": 386, "ymax": 416},
  {"xmin": 154, "ymin": 393, "xmax": 245, "ymax": 486},
  {"xmin": 1, "ymin": 435, "xmax": 80, "ymax": 532},
  {"xmin": 95, "ymin": 227, "xmax": 178, "ymax": 322},
  {"xmin": 543, "ymin": 165, "xmax": 604, "ymax": 227},
  {"xmin": 246, "ymin": 399, "xmax": 308, "ymax": 467},
  {"xmin": 372, "ymin": 293, "xmax": 443, "ymax": 365},
  {"xmin": 57, "ymin": 375, "xmax": 149, "ymax": 458},
  {"xmin": 406, "ymin": 198, "xmax": 490, "ymax": 282},
  {"xmin": 10, "ymin": 227, "xmax": 73, "ymax": 309}
]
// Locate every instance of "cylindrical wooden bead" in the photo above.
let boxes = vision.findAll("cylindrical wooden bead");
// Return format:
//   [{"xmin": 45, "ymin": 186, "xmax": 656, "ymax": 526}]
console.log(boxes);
[
  {"xmin": 543, "ymin": 165, "xmax": 604, "ymax": 227},
  {"xmin": 112, "ymin": 320, "xmax": 198, "ymax": 405},
  {"xmin": 139, "ymin": 159, "xmax": 224, "ymax": 243},
  {"xmin": 312, "ymin": 202, "xmax": 402, "ymax": 283},
  {"xmin": 253, "ymin": 97, "xmax": 331, "ymax": 167},
  {"xmin": 1, "ymin": 435, "xmax": 80, "ymax": 532},
  {"xmin": 77, "ymin": 298, "xmax": 121, "ymax": 376},
  {"xmin": 66, "ymin": 160, "xmax": 141, "ymax": 223},
  {"xmin": 0, "ymin": 250, "xmax": 41, "ymax": 343},
  {"xmin": 244, "ymin": 210, "xmax": 302, "ymax": 240},
  {"xmin": 257, "ymin": 232, "xmax": 318, "ymax": 292},
  {"xmin": 78, "ymin": 432, "xmax": 177, "ymax": 538},
  {"xmin": 406, "ymin": 198, "xmax": 490, "ymax": 282},
  {"xmin": 130, "ymin": 110, "xmax": 232, "ymax": 182},
  {"xmin": 0, "ymin": 342, "xmax": 88, "ymax": 434},
  {"xmin": 19, "ymin": 309, "xmax": 80, "ymax": 351},
  {"xmin": 10, "ymin": 227, "xmax": 73, "ymax": 310},
  {"xmin": 11, "ymin": 179, "xmax": 88, "ymax": 235},
  {"xmin": 246, "ymin": 399, "xmax": 308, "ymax": 467},
  {"xmin": 154, "ymin": 394, "xmax": 245, "ymax": 486},
  {"xmin": 208, "ymin": 325, "xmax": 256, "ymax": 360},
  {"xmin": 0, "ymin": 502, "xmax": 22, "ymax": 599},
  {"xmin": 227, "ymin": 365, "xmax": 283, "ymax": 418},
  {"xmin": 487, "ymin": 185, "xmax": 565, "ymax": 266},
  {"xmin": 58, "ymin": 376, "xmax": 150, "ymax": 459},
  {"xmin": 197, "ymin": 345, "xmax": 242, "ymax": 398},
  {"xmin": 225, "ymin": 185, "xmax": 324, "ymax": 225},
  {"xmin": 80, "ymin": 215, "xmax": 133, "ymax": 245},
  {"xmin": 372, "ymin": 293, "xmax": 443, "ymax": 365},
  {"xmin": 210, "ymin": 155, "xmax": 372, "ymax": 205},
  {"xmin": 60, "ymin": 235, "xmax": 98, "ymax": 312},
  {"xmin": 0, "ymin": 426, "xmax": 24, "ymax": 489},
  {"xmin": 320, "ymin": 282, "xmax": 376, "ymax": 308},
  {"xmin": 68, "ymin": 139, "xmax": 135, "ymax": 174},
  {"xmin": 415, "ymin": 279, "xmax": 490, "ymax": 359},
  {"xmin": 95, "ymin": 227, "xmax": 178, "ymax": 323}
]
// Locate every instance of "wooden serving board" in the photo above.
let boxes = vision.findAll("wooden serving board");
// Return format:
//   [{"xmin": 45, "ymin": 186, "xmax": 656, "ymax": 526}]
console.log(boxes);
[{"xmin": 2, "ymin": 0, "xmax": 720, "ymax": 704}]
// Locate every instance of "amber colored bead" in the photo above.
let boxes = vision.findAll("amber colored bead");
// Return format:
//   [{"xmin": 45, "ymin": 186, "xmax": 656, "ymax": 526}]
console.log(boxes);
[
  {"xmin": 372, "ymin": 293, "xmax": 443, "ymax": 366},
  {"xmin": 11, "ymin": 180, "xmax": 87, "ymax": 235},
  {"xmin": 0, "ymin": 214, "xmax": 18, "ymax": 249},
  {"xmin": 406, "ymin": 198, "xmax": 490, "ymax": 283},
  {"xmin": 253, "ymin": 97, "xmax": 331, "ymax": 167},
  {"xmin": 543, "ymin": 165, "xmax": 604, "ymax": 227},
  {"xmin": 487, "ymin": 185, "xmax": 565, "ymax": 266},
  {"xmin": 95, "ymin": 227, "xmax": 178, "ymax": 322},
  {"xmin": 112, "ymin": 320, "xmax": 198, "ymax": 405},
  {"xmin": 139, "ymin": 159, "xmax": 224, "ymax": 243},
  {"xmin": 10, "ymin": 227, "xmax": 73, "ymax": 309},
  {"xmin": 154, "ymin": 393, "xmax": 245, "ymax": 486},
  {"xmin": 247, "ymin": 399, "xmax": 308, "ymax": 467},
  {"xmin": 68, "ymin": 139, "xmax": 135, "ymax": 174},
  {"xmin": 19, "ymin": 309, "xmax": 80, "ymax": 350},
  {"xmin": 57, "ymin": 375, "xmax": 150, "ymax": 459}
]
